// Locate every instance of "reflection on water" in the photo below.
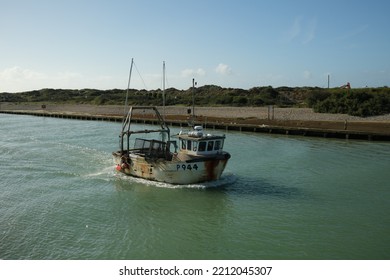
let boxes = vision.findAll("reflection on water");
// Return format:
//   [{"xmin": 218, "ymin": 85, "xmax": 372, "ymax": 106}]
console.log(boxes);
[{"xmin": 225, "ymin": 177, "xmax": 303, "ymax": 199}]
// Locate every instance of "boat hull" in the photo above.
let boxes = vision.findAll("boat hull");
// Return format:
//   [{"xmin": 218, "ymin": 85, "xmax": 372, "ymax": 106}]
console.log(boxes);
[{"xmin": 113, "ymin": 152, "xmax": 230, "ymax": 185}]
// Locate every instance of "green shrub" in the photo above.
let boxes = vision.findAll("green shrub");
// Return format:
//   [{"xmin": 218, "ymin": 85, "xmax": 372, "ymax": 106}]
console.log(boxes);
[{"xmin": 313, "ymin": 90, "xmax": 390, "ymax": 117}]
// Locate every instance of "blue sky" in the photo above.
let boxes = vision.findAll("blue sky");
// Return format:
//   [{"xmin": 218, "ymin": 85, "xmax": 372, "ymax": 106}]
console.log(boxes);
[{"xmin": 1, "ymin": 0, "xmax": 390, "ymax": 92}]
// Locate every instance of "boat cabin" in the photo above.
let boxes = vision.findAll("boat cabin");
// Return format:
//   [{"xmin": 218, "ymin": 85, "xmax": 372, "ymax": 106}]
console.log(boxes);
[{"xmin": 178, "ymin": 126, "xmax": 225, "ymax": 157}]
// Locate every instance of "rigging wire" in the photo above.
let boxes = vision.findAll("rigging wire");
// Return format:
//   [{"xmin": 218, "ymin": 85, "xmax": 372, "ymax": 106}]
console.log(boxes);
[
  {"xmin": 123, "ymin": 58, "xmax": 133, "ymax": 119},
  {"xmin": 122, "ymin": 59, "xmax": 149, "ymax": 120},
  {"xmin": 133, "ymin": 62, "xmax": 148, "ymax": 90}
]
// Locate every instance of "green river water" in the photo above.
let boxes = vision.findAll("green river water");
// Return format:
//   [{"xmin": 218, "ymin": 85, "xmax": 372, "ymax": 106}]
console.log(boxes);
[{"xmin": 0, "ymin": 114, "xmax": 389, "ymax": 259}]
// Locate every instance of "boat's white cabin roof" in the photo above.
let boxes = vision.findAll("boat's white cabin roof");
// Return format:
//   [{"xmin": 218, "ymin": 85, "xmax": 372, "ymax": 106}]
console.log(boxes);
[
  {"xmin": 176, "ymin": 126, "xmax": 226, "ymax": 156},
  {"xmin": 177, "ymin": 134, "xmax": 225, "ymax": 141}
]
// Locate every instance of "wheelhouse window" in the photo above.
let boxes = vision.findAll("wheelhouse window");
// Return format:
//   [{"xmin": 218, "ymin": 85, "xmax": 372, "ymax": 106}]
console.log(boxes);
[
  {"xmin": 198, "ymin": 141, "xmax": 206, "ymax": 152},
  {"xmin": 181, "ymin": 139, "xmax": 186, "ymax": 150},
  {"xmin": 214, "ymin": 140, "xmax": 221, "ymax": 150},
  {"xmin": 192, "ymin": 141, "xmax": 198, "ymax": 152},
  {"xmin": 187, "ymin": 140, "xmax": 192, "ymax": 151},
  {"xmin": 207, "ymin": 141, "xmax": 214, "ymax": 151}
]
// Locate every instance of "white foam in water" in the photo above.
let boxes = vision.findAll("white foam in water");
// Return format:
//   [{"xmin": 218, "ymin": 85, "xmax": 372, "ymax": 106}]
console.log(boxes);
[
  {"xmin": 186, "ymin": 172, "xmax": 237, "ymax": 189},
  {"xmin": 84, "ymin": 166, "xmax": 116, "ymax": 179},
  {"xmin": 114, "ymin": 171, "xmax": 237, "ymax": 189}
]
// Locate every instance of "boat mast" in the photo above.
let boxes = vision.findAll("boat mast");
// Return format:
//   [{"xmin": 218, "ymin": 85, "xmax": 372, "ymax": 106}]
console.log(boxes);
[
  {"xmin": 123, "ymin": 58, "xmax": 134, "ymax": 119},
  {"xmin": 190, "ymin": 78, "xmax": 197, "ymax": 125},
  {"xmin": 162, "ymin": 61, "xmax": 166, "ymax": 119},
  {"xmin": 120, "ymin": 58, "xmax": 134, "ymax": 152}
]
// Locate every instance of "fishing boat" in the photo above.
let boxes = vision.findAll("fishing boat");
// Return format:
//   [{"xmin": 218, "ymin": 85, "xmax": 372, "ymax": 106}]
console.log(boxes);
[
  {"xmin": 112, "ymin": 60, "xmax": 231, "ymax": 184},
  {"xmin": 113, "ymin": 106, "xmax": 230, "ymax": 184}
]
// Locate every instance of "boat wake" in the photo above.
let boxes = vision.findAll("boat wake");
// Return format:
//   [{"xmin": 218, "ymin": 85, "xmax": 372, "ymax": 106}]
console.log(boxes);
[
  {"xmin": 186, "ymin": 172, "xmax": 237, "ymax": 189},
  {"xmin": 114, "ymin": 171, "xmax": 237, "ymax": 189},
  {"xmin": 83, "ymin": 166, "xmax": 116, "ymax": 181}
]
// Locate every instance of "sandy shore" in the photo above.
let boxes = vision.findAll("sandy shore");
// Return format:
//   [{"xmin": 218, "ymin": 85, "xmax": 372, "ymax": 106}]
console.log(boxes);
[
  {"xmin": 2, "ymin": 103, "xmax": 390, "ymax": 121},
  {"xmin": 1, "ymin": 103, "xmax": 390, "ymax": 134}
]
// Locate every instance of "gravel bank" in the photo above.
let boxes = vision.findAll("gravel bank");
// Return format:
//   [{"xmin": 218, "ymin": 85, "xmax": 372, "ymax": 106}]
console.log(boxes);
[{"xmin": 2, "ymin": 103, "xmax": 390, "ymax": 122}]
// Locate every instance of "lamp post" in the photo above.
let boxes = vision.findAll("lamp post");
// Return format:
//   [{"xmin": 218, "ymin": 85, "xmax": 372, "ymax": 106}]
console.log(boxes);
[{"xmin": 192, "ymin": 78, "xmax": 196, "ymax": 120}]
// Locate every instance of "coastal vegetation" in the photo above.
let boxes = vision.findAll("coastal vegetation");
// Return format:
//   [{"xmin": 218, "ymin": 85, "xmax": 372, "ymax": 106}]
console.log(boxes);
[
  {"xmin": 308, "ymin": 88, "xmax": 390, "ymax": 117},
  {"xmin": 1, "ymin": 86, "xmax": 389, "ymax": 117}
]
